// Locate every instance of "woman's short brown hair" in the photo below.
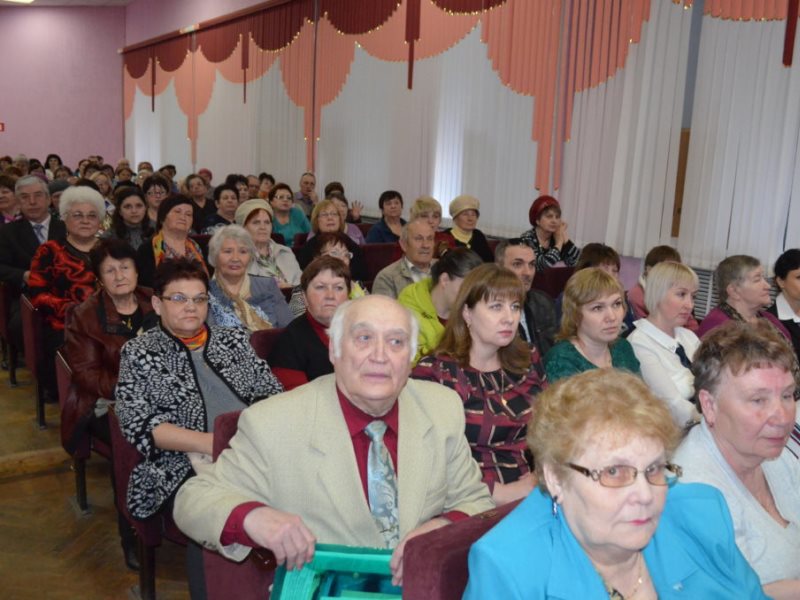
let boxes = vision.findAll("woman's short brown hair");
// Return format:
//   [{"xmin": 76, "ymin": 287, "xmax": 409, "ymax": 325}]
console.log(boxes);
[
  {"xmin": 714, "ymin": 255, "xmax": 761, "ymax": 303},
  {"xmin": 300, "ymin": 255, "xmax": 352, "ymax": 293},
  {"xmin": 434, "ymin": 263, "xmax": 531, "ymax": 374},
  {"xmin": 692, "ymin": 320, "xmax": 797, "ymax": 408},
  {"xmin": 558, "ymin": 268, "xmax": 625, "ymax": 340},
  {"xmin": 528, "ymin": 368, "xmax": 680, "ymax": 495}
]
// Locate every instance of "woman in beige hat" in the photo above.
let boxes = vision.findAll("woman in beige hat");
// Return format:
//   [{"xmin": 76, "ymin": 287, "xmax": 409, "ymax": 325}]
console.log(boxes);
[
  {"xmin": 235, "ymin": 198, "xmax": 301, "ymax": 287},
  {"xmin": 442, "ymin": 194, "xmax": 494, "ymax": 262}
]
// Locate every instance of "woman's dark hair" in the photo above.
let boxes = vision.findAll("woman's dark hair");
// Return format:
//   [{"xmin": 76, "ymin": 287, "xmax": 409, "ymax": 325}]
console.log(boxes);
[
  {"xmin": 430, "ymin": 247, "xmax": 483, "ymax": 285},
  {"xmin": 644, "ymin": 245, "xmax": 681, "ymax": 269},
  {"xmin": 142, "ymin": 174, "xmax": 171, "ymax": 197},
  {"xmin": 268, "ymin": 183, "xmax": 294, "ymax": 202},
  {"xmin": 378, "ymin": 190, "xmax": 403, "ymax": 210},
  {"xmin": 110, "ymin": 187, "xmax": 153, "ymax": 239},
  {"xmin": 313, "ymin": 231, "xmax": 352, "ymax": 256},
  {"xmin": 774, "ymin": 249, "xmax": 800, "ymax": 280},
  {"xmin": 74, "ymin": 177, "xmax": 101, "ymax": 193},
  {"xmin": 326, "ymin": 190, "xmax": 348, "ymax": 206},
  {"xmin": 156, "ymin": 194, "xmax": 194, "ymax": 230},
  {"xmin": 0, "ymin": 174, "xmax": 17, "ymax": 191},
  {"xmin": 324, "ymin": 181, "xmax": 345, "ymax": 197},
  {"xmin": 259, "ymin": 172, "xmax": 275, "ymax": 185},
  {"xmin": 153, "ymin": 257, "xmax": 209, "ymax": 296},
  {"xmin": 300, "ymin": 255, "xmax": 352, "ymax": 293},
  {"xmin": 224, "ymin": 173, "xmax": 248, "ymax": 189},
  {"xmin": 213, "ymin": 184, "xmax": 239, "ymax": 204},
  {"xmin": 45, "ymin": 154, "xmax": 63, "ymax": 169},
  {"xmin": 576, "ymin": 243, "xmax": 620, "ymax": 271},
  {"xmin": 90, "ymin": 238, "xmax": 138, "ymax": 279}
]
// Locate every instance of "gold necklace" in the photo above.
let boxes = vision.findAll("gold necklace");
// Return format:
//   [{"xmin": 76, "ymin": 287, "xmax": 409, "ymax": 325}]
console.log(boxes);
[{"xmin": 603, "ymin": 553, "xmax": 644, "ymax": 599}]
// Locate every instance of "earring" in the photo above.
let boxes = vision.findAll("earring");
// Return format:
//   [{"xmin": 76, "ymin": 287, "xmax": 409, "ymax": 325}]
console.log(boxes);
[{"xmin": 552, "ymin": 496, "xmax": 559, "ymax": 517}]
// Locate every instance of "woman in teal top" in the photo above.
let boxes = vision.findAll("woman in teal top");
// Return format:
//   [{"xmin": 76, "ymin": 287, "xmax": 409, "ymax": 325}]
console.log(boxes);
[
  {"xmin": 544, "ymin": 267, "xmax": 640, "ymax": 381},
  {"xmin": 464, "ymin": 369, "xmax": 767, "ymax": 600},
  {"xmin": 268, "ymin": 183, "xmax": 310, "ymax": 248}
]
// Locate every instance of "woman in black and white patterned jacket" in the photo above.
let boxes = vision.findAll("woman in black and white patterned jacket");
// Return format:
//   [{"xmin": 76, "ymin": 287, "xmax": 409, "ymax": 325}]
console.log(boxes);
[{"xmin": 115, "ymin": 257, "xmax": 283, "ymax": 522}]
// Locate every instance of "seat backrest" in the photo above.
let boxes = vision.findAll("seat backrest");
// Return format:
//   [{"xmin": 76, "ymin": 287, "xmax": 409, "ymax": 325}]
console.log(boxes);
[
  {"xmin": 533, "ymin": 266, "xmax": 575, "ymax": 300},
  {"xmin": 212, "ymin": 410, "xmax": 241, "ymax": 460},
  {"xmin": 363, "ymin": 243, "xmax": 400, "ymax": 281},
  {"xmin": 271, "ymin": 232, "xmax": 286, "ymax": 245},
  {"xmin": 293, "ymin": 232, "xmax": 307, "ymax": 248},
  {"xmin": 250, "ymin": 328, "xmax": 285, "ymax": 360},
  {"xmin": 20, "ymin": 294, "xmax": 42, "ymax": 379},
  {"xmin": 356, "ymin": 222, "xmax": 372, "ymax": 237},
  {"xmin": 0, "ymin": 282, "xmax": 14, "ymax": 340},
  {"xmin": 402, "ymin": 500, "xmax": 520, "ymax": 600}
]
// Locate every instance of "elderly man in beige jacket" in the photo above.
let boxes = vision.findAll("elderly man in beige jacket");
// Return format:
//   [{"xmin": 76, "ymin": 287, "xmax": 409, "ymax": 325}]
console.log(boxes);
[{"xmin": 174, "ymin": 295, "xmax": 494, "ymax": 585}]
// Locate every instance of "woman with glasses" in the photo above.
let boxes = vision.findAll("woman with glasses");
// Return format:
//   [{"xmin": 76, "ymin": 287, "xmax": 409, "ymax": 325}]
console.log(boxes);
[
  {"xmin": 141, "ymin": 174, "xmax": 171, "ymax": 230},
  {"xmin": 136, "ymin": 194, "xmax": 207, "ymax": 288},
  {"xmin": 28, "ymin": 186, "xmax": 104, "ymax": 401},
  {"xmin": 206, "ymin": 225, "xmax": 292, "ymax": 331},
  {"xmin": 674, "ymin": 321, "xmax": 800, "ymax": 598},
  {"xmin": 268, "ymin": 183, "xmax": 310, "ymax": 248},
  {"xmin": 236, "ymin": 199, "xmax": 301, "ymax": 287},
  {"xmin": 464, "ymin": 368, "xmax": 767, "ymax": 599},
  {"xmin": 115, "ymin": 258, "xmax": 282, "ymax": 595}
]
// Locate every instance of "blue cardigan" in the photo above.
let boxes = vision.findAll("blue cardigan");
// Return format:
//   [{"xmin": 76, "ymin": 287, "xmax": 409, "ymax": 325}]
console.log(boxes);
[{"xmin": 463, "ymin": 484, "xmax": 767, "ymax": 599}]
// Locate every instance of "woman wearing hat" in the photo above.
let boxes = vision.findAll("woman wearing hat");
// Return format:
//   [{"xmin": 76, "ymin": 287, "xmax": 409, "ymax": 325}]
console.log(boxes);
[
  {"xmin": 521, "ymin": 195, "xmax": 580, "ymax": 271},
  {"xmin": 135, "ymin": 194, "xmax": 207, "ymax": 288},
  {"xmin": 236, "ymin": 198, "xmax": 301, "ymax": 287},
  {"xmin": 442, "ymin": 195, "xmax": 494, "ymax": 262}
]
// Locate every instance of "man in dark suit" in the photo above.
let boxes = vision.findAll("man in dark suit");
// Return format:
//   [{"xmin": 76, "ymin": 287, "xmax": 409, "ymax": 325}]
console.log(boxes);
[
  {"xmin": 495, "ymin": 239, "xmax": 558, "ymax": 358},
  {"xmin": 0, "ymin": 175, "xmax": 67, "ymax": 349}
]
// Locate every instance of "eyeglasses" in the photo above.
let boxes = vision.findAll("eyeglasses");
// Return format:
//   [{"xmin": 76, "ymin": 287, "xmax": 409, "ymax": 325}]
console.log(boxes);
[
  {"xmin": 146, "ymin": 189, "xmax": 167, "ymax": 197},
  {"xmin": 68, "ymin": 211, "xmax": 100, "ymax": 221},
  {"xmin": 161, "ymin": 294, "xmax": 209, "ymax": 305},
  {"xmin": 273, "ymin": 194, "xmax": 292, "ymax": 201},
  {"xmin": 566, "ymin": 462, "xmax": 682, "ymax": 488},
  {"xmin": 318, "ymin": 212, "xmax": 339, "ymax": 218}
]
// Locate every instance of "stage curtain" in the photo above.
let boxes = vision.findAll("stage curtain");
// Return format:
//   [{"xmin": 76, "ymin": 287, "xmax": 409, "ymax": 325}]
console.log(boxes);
[{"xmin": 679, "ymin": 16, "xmax": 800, "ymax": 270}]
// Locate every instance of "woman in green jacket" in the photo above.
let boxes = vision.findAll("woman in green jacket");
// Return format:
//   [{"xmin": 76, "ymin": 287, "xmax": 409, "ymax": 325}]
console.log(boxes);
[{"xmin": 398, "ymin": 247, "xmax": 483, "ymax": 363}]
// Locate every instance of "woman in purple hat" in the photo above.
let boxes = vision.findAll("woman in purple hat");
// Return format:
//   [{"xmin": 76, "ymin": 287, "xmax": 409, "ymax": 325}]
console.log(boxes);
[{"xmin": 520, "ymin": 195, "xmax": 580, "ymax": 271}]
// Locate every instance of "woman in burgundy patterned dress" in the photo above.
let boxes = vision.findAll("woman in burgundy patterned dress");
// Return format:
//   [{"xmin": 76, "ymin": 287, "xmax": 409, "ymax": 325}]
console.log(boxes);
[{"xmin": 412, "ymin": 263, "xmax": 545, "ymax": 505}]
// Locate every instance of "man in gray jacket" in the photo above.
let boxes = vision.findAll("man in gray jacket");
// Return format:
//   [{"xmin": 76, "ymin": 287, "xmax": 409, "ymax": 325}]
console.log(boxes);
[{"xmin": 372, "ymin": 219, "xmax": 435, "ymax": 298}]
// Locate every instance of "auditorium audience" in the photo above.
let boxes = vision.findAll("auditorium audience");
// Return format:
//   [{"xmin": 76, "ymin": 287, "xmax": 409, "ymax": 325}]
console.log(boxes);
[
  {"xmin": 520, "ymin": 194, "xmax": 580, "ymax": 271},
  {"xmin": 768, "ymin": 248, "xmax": 800, "ymax": 362},
  {"xmin": 413, "ymin": 264, "xmax": 544, "ymax": 504},
  {"xmin": 372, "ymin": 219, "xmax": 435, "ymax": 298},
  {"xmin": 136, "ymin": 194, "xmax": 206, "ymax": 288},
  {"xmin": 184, "ymin": 173, "xmax": 215, "ymax": 231},
  {"xmin": 269, "ymin": 182, "xmax": 310, "ymax": 247},
  {"xmin": 366, "ymin": 190, "xmax": 406, "ymax": 243},
  {"xmin": 494, "ymin": 238, "xmax": 558, "ymax": 357},
  {"xmin": 307, "ymin": 198, "xmax": 348, "ymax": 240},
  {"xmin": 327, "ymin": 191, "xmax": 365, "ymax": 244},
  {"xmin": 544, "ymin": 268, "xmax": 640, "ymax": 382},
  {"xmin": 45, "ymin": 153, "xmax": 63, "ymax": 180},
  {"xmin": 268, "ymin": 256, "xmax": 351, "ymax": 389},
  {"xmin": 398, "ymin": 247, "xmax": 483, "ymax": 363},
  {"xmin": 441, "ymin": 195, "xmax": 494, "ymax": 262},
  {"xmin": 62, "ymin": 238, "xmax": 154, "ymax": 571},
  {"xmin": 235, "ymin": 198, "xmax": 301, "ymax": 287},
  {"xmin": 206, "ymin": 225, "xmax": 292, "ymax": 330},
  {"xmin": 173, "ymin": 295, "xmax": 494, "ymax": 587},
  {"xmin": 628, "ymin": 262, "xmax": 701, "ymax": 428},
  {"xmin": 107, "ymin": 187, "xmax": 153, "ymax": 250},
  {"xmin": 464, "ymin": 368, "xmax": 767, "ymax": 599},
  {"xmin": 28, "ymin": 186, "xmax": 104, "ymax": 399},
  {"xmin": 674, "ymin": 321, "xmax": 800, "ymax": 598},
  {"xmin": 697, "ymin": 254, "xmax": 790, "ymax": 340},
  {"xmin": 294, "ymin": 171, "xmax": 318, "ymax": 216}
]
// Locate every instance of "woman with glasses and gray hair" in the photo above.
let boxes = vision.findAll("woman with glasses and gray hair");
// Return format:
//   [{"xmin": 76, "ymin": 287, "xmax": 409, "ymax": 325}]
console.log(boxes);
[
  {"xmin": 673, "ymin": 321, "xmax": 800, "ymax": 598},
  {"xmin": 464, "ymin": 368, "xmax": 767, "ymax": 600},
  {"xmin": 206, "ymin": 224, "xmax": 292, "ymax": 331}
]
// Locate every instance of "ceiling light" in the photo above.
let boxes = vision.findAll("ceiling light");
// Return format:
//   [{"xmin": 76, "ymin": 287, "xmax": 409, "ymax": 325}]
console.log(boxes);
[{"xmin": 3, "ymin": 0, "xmax": 36, "ymax": 4}]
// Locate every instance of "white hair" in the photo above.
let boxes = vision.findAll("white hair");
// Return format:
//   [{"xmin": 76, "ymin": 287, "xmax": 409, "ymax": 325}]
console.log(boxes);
[
  {"xmin": 59, "ymin": 186, "xmax": 106, "ymax": 220},
  {"xmin": 207, "ymin": 224, "xmax": 257, "ymax": 268},
  {"xmin": 329, "ymin": 296, "xmax": 419, "ymax": 362},
  {"xmin": 15, "ymin": 175, "xmax": 48, "ymax": 196}
]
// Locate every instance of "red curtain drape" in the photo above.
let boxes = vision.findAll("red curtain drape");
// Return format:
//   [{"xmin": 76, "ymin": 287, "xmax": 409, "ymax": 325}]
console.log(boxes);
[
  {"xmin": 250, "ymin": 0, "xmax": 315, "ymax": 51},
  {"xmin": 321, "ymin": 0, "xmax": 401, "ymax": 34},
  {"xmin": 196, "ymin": 19, "xmax": 249, "ymax": 63},
  {"xmin": 124, "ymin": 47, "xmax": 151, "ymax": 79},
  {"xmin": 154, "ymin": 35, "xmax": 192, "ymax": 72}
]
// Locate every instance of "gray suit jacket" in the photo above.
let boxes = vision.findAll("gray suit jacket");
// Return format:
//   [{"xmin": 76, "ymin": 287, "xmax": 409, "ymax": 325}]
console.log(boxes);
[
  {"xmin": 372, "ymin": 258, "xmax": 415, "ymax": 299},
  {"xmin": 174, "ymin": 374, "xmax": 494, "ymax": 560}
]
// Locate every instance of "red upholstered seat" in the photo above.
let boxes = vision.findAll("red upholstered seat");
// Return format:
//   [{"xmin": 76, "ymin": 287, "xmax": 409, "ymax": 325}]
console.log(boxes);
[
  {"xmin": 20, "ymin": 294, "xmax": 46, "ymax": 428},
  {"xmin": 204, "ymin": 410, "xmax": 277, "ymax": 599},
  {"xmin": 362, "ymin": 243, "xmax": 400, "ymax": 281},
  {"xmin": 533, "ymin": 266, "xmax": 575, "ymax": 300},
  {"xmin": 250, "ymin": 328, "xmax": 285, "ymax": 361},
  {"xmin": 0, "ymin": 282, "xmax": 18, "ymax": 385},
  {"xmin": 402, "ymin": 500, "xmax": 520, "ymax": 600}
]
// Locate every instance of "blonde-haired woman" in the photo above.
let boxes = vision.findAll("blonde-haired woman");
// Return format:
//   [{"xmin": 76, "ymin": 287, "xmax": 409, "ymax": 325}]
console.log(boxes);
[
  {"xmin": 628, "ymin": 262, "xmax": 701, "ymax": 428},
  {"xmin": 544, "ymin": 268, "xmax": 640, "ymax": 382}
]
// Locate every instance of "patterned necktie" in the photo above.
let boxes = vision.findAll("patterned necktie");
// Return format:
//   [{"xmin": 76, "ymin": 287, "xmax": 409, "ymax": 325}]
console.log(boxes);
[
  {"xmin": 364, "ymin": 420, "xmax": 400, "ymax": 547},
  {"xmin": 675, "ymin": 343, "xmax": 692, "ymax": 369},
  {"xmin": 32, "ymin": 223, "xmax": 46, "ymax": 244}
]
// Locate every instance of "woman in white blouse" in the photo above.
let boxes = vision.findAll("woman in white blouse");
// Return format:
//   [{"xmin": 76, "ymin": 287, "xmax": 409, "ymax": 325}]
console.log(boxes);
[{"xmin": 628, "ymin": 261, "xmax": 701, "ymax": 428}]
